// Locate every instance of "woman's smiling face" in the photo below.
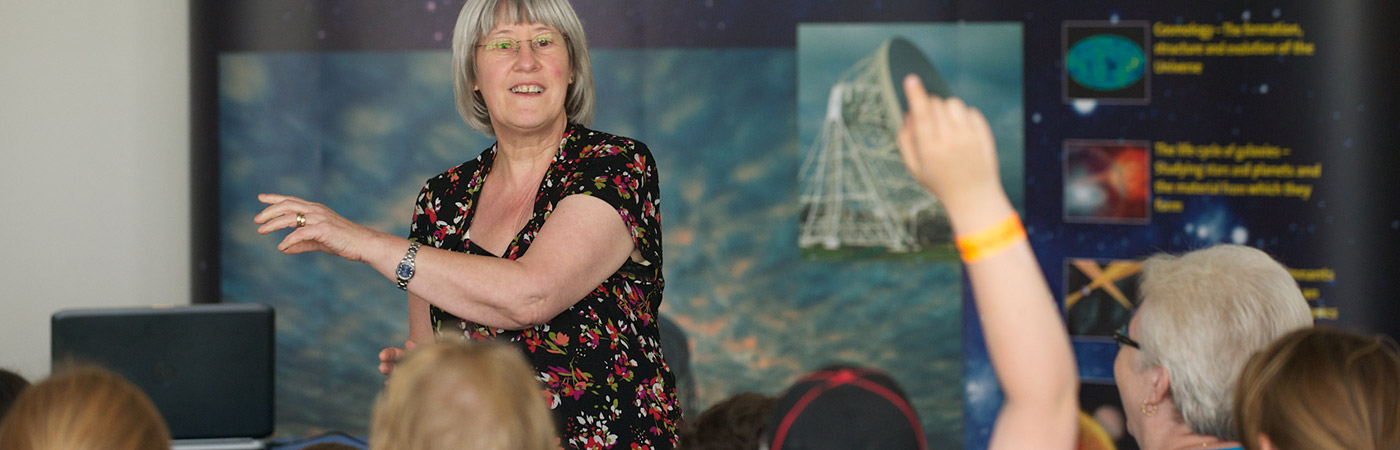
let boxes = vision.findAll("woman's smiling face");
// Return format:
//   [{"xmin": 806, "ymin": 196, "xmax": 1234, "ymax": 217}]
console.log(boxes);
[{"xmin": 474, "ymin": 21, "xmax": 572, "ymax": 136}]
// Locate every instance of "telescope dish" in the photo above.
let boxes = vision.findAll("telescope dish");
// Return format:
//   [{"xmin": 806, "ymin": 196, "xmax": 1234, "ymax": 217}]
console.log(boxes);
[
  {"xmin": 887, "ymin": 37, "xmax": 952, "ymax": 120},
  {"xmin": 798, "ymin": 37, "xmax": 952, "ymax": 253}
]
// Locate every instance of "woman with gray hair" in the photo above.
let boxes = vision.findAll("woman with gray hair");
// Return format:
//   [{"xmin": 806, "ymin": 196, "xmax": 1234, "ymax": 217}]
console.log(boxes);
[
  {"xmin": 1113, "ymin": 244, "xmax": 1313, "ymax": 450},
  {"xmin": 254, "ymin": 0, "xmax": 680, "ymax": 447}
]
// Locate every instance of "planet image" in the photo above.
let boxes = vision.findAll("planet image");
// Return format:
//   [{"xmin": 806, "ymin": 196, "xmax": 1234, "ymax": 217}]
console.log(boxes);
[{"xmin": 1066, "ymin": 34, "xmax": 1145, "ymax": 91}]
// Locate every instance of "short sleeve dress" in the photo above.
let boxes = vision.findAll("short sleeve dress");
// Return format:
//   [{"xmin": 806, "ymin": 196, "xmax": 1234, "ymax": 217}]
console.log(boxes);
[{"xmin": 407, "ymin": 123, "xmax": 681, "ymax": 450}]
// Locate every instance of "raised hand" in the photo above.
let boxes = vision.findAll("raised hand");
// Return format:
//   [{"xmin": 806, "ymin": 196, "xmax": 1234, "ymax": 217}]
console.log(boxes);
[
  {"xmin": 895, "ymin": 74, "xmax": 1005, "ymax": 216},
  {"xmin": 896, "ymin": 74, "xmax": 1077, "ymax": 450}
]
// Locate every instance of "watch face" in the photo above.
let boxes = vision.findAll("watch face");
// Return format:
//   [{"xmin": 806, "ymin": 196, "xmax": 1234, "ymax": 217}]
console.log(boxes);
[{"xmin": 396, "ymin": 263, "xmax": 414, "ymax": 280}]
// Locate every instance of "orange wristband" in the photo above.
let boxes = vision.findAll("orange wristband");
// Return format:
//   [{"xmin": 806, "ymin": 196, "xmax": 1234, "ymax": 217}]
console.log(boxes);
[{"xmin": 955, "ymin": 213, "xmax": 1027, "ymax": 263}]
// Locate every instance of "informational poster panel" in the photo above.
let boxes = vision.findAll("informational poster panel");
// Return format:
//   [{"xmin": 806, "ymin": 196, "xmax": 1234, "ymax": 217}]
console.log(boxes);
[{"xmin": 194, "ymin": 1, "xmax": 1400, "ymax": 448}]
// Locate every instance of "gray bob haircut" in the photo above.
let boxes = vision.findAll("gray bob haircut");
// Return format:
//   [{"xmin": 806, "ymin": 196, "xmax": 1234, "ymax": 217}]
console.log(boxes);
[
  {"xmin": 1133, "ymin": 244, "xmax": 1312, "ymax": 441},
  {"xmin": 450, "ymin": 0, "xmax": 595, "ymax": 136}
]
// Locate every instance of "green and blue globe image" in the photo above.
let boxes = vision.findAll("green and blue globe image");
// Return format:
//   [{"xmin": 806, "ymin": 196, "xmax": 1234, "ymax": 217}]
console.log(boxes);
[{"xmin": 1066, "ymin": 34, "xmax": 1145, "ymax": 91}]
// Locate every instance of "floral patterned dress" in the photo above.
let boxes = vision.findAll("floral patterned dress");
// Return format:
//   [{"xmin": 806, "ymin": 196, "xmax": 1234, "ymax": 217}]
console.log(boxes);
[{"xmin": 407, "ymin": 123, "xmax": 680, "ymax": 450}]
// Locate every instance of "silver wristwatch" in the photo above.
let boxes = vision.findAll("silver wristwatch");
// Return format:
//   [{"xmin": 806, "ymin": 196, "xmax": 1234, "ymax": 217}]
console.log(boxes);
[{"xmin": 395, "ymin": 241, "xmax": 422, "ymax": 291}]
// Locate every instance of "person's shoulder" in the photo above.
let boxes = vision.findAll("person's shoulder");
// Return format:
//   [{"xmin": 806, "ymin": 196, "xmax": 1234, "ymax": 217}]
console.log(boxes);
[
  {"xmin": 422, "ymin": 147, "xmax": 492, "ymax": 187},
  {"xmin": 568, "ymin": 123, "xmax": 651, "ymax": 156}
]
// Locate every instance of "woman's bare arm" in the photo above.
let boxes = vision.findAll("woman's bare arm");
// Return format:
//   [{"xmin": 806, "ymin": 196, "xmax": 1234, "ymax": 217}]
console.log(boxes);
[
  {"xmin": 897, "ymin": 74, "xmax": 1078, "ymax": 450},
  {"xmin": 255, "ymin": 192, "xmax": 634, "ymax": 331}
]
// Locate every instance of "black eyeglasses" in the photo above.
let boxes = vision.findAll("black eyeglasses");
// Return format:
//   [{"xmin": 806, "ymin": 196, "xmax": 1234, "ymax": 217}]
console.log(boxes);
[{"xmin": 1113, "ymin": 327, "xmax": 1141, "ymax": 350}]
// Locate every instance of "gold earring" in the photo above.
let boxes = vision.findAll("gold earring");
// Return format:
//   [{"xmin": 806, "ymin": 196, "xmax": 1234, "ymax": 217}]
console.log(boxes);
[{"xmin": 1141, "ymin": 399, "xmax": 1159, "ymax": 417}]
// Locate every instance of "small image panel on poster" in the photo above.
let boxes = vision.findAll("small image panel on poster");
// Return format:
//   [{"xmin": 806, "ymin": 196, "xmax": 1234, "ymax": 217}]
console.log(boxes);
[
  {"xmin": 1063, "ymin": 140, "xmax": 1151, "ymax": 224},
  {"xmin": 1063, "ymin": 21, "xmax": 1150, "ymax": 104},
  {"xmin": 796, "ymin": 24, "xmax": 1023, "ymax": 263},
  {"xmin": 1064, "ymin": 258, "xmax": 1141, "ymax": 338}
]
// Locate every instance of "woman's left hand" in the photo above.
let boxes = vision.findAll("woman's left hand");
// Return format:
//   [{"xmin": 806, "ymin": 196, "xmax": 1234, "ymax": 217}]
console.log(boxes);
[{"xmin": 254, "ymin": 193, "xmax": 382, "ymax": 262}]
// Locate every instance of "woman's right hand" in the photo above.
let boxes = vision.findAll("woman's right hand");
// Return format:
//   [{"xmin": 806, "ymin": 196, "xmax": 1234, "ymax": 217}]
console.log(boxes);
[
  {"xmin": 253, "ymin": 193, "xmax": 385, "ymax": 262},
  {"xmin": 378, "ymin": 339, "xmax": 418, "ymax": 377}
]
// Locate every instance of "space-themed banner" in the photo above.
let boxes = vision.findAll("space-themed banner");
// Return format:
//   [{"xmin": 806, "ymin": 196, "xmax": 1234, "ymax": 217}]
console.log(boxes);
[
  {"xmin": 193, "ymin": 1, "xmax": 1400, "ymax": 449},
  {"xmin": 1042, "ymin": 4, "xmax": 1399, "ymax": 371}
]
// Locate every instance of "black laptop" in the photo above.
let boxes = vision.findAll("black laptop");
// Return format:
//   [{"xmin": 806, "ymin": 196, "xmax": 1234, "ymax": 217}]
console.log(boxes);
[{"xmin": 51, "ymin": 303, "xmax": 274, "ymax": 449}]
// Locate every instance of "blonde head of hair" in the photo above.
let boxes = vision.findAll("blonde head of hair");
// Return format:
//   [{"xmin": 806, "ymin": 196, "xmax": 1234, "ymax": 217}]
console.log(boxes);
[
  {"xmin": 1234, "ymin": 326, "xmax": 1400, "ymax": 450},
  {"xmin": 0, "ymin": 365, "xmax": 170, "ymax": 450},
  {"xmin": 369, "ymin": 340, "xmax": 557, "ymax": 450}
]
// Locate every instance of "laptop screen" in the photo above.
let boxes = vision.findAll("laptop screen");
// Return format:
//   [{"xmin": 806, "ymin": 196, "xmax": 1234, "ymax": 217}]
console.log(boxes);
[{"xmin": 51, "ymin": 303, "xmax": 275, "ymax": 440}]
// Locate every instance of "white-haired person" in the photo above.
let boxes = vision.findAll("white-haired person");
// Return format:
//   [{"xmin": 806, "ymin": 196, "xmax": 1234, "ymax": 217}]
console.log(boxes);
[
  {"xmin": 254, "ymin": 0, "xmax": 681, "ymax": 447},
  {"xmin": 895, "ymin": 74, "xmax": 1079, "ymax": 450},
  {"xmin": 1113, "ymin": 244, "xmax": 1313, "ymax": 450},
  {"xmin": 370, "ymin": 340, "xmax": 558, "ymax": 450}
]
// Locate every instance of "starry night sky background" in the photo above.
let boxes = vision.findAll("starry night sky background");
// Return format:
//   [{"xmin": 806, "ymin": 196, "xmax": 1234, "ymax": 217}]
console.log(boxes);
[{"xmin": 195, "ymin": 1, "xmax": 1400, "ymax": 449}]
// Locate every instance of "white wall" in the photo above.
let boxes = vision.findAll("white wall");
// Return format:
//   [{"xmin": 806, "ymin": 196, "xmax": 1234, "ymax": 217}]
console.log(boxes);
[{"xmin": 0, "ymin": 0, "xmax": 190, "ymax": 381}]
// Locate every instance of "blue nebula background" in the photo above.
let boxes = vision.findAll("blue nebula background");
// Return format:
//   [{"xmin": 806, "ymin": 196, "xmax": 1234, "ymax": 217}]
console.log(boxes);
[{"xmin": 220, "ymin": 47, "xmax": 977, "ymax": 442}]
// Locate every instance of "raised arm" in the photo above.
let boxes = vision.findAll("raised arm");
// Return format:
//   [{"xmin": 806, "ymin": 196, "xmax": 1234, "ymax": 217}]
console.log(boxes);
[{"xmin": 896, "ymin": 74, "xmax": 1078, "ymax": 450}]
